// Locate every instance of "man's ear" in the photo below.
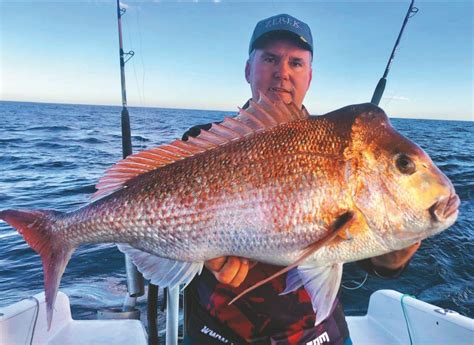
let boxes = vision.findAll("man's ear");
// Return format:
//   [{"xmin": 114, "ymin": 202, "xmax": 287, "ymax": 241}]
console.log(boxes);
[{"xmin": 245, "ymin": 61, "xmax": 251, "ymax": 83}]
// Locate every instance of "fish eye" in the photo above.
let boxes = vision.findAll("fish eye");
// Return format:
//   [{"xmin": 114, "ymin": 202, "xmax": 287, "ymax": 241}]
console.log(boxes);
[{"xmin": 395, "ymin": 154, "xmax": 416, "ymax": 175}]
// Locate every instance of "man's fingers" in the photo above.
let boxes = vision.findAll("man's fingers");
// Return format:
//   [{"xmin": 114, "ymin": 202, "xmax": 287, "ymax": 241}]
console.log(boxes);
[
  {"xmin": 205, "ymin": 256, "xmax": 228, "ymax": 272},
  {"xmin": 408, "ymin": 241, "xmax": 421, "ymax": 254},
  {"xmin": 204, "ymin": 256, "xmax": 255, "ymax": 287},
  {"xmin": 214, "ymin": 257, "xmax": 242, "ymax": 285},
  {"xmin": 229, "ymin": 259, "xmax": 250, "ymax": 288}
]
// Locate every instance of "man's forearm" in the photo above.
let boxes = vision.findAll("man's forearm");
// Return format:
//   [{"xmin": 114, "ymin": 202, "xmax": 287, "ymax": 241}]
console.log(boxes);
[{"xmin": 358, "ymin": 241, "xmax": 421, "ymax": 278}]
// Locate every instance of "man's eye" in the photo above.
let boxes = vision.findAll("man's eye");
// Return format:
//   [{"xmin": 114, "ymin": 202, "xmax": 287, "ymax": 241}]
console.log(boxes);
[
  {"xmin": 264, "ymin": 57, "xmax": 275, "ymax": 63},
  {"xmin": 291, "ymin": 61, "xmax": 303, "ymax": 67}
]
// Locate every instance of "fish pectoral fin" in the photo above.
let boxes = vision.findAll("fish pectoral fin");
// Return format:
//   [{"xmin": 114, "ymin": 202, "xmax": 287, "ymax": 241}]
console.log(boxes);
[
  {"xmin": 297, "ymin": 264, "xmax": 343, "ymax": 326},
  {"xmin": 280, "ymin": 267, "xmax": 303, "ymax": 295},
  {"xmin": 338, "ymin": 228, "xmax": 353, "ymax": 241},
  {"xmin": 228, "ymin": 211, "xmax": 354, "ymax": 305},
  {"xmin": 117, "ymin": 244, "xmax": 203, "ymax": 289}
]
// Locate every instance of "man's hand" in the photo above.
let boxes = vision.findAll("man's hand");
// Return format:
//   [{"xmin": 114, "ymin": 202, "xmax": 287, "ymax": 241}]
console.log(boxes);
[
  {"xmin": 205, "ymin": 256, "xmax": 255, "ymax": 288},
  {"xmin": 370, "ymin": 241, "xmax": 421, "ymax": 271}
]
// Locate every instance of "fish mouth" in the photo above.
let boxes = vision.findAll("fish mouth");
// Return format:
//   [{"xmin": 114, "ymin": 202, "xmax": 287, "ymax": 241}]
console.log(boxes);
[{"xmin": 429, "ymin": 193, "xmax": 460, "ymax": 223}]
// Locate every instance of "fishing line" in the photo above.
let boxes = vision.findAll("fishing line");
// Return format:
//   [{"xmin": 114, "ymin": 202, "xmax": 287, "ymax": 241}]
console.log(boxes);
[
  {"xmin": 26, "ymin": 296, "xmax": 40, "ymax": 345},
  {"xmin": 135, "ymin": 5, "xmax": 147, "ymax": 107},
  {"xmin": 342, "ymin": 272, "xmax": 368, "ymax": 290},
  {"xmin": 271, "ymin": 0, "xmax": 277, "ymax": 11},
  {"xmin": 401, "ymin": 293, "xmax": 415, "ymax": 345},
  {"xmin": 125, "ymin": 5, "xmax": 145, "ymax": 107}
]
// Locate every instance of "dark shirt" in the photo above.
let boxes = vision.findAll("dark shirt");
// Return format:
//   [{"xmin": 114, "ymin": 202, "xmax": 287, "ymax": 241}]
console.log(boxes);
[{"xmin": 185, "ymin": 263, "xmax": 349, "ymax": 345}]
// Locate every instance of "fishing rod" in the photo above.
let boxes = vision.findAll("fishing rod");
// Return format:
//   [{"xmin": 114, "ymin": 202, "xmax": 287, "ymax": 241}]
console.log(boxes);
[
  {"xmin": 371, "ymin": 0, "xmax": 418, "ymax": 106},
  {"xmin": 115, "ymin": 3, "xmax": 163, "ymax": 344},
  {"xmin": 115, "ymin": 0, "xmax": 145, "ymax": 304},
  {"xmin": 116, "ymin": 3, "xmax": 164, "ymax": 344},
  {"xmin": 117, "ymin": 0, "xmax": 134, "ymax": 158},
  {"xmin": 342, "ymin": 1, "xmax": 418, "ymax": 293}
]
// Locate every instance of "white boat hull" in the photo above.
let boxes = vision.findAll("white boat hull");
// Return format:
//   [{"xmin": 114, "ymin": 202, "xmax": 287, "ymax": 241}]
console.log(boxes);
[
  {"xmin": 0, "ymin": 289, "xmax": 472, "ymax": 344},
  {"xmin": 347, "ymin": 290, "xmax": 473, "ymax": 345},
  {"xmin": 0, "ymin": 292, "xmax": 147, "ymax": 345}
]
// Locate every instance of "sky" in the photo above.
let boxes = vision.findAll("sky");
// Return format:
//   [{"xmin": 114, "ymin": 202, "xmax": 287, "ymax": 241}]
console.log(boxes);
[{"xmin": 0, "ymin": 0, "xmax": 472, "ymax": 121}]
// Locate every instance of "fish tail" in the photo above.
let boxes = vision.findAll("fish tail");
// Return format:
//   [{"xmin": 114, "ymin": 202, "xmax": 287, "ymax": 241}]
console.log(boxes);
[{"xmin": 0, "ymin": 209, "xmax": 74, "ymax": 330}]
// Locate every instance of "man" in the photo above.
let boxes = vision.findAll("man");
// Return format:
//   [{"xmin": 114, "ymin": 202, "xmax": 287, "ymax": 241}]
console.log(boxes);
[{"xmin": 182, "ymin": 13, "xmax": 420, "ymax": 345}]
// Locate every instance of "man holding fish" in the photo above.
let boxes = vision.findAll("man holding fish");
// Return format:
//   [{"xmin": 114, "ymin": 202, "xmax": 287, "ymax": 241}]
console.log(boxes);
[
  {"xmin": 1, "ymin": 12, "xmax": 459, "ymax": 345},
  {"xmin": 182, "ymin": 13, "xmax": 421, "ymax": 345}
]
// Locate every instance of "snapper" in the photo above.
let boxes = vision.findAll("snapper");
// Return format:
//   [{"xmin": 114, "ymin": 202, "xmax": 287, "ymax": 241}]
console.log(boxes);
[{"xmin": 0, "ymin": 95, "xmax": 459, "ymax": 329}]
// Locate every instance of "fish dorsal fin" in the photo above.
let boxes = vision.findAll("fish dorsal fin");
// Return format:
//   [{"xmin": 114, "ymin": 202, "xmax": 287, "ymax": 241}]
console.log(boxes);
[{"xmin": 91, "ymin": 95, "xmax": 307, "ymax": 201}]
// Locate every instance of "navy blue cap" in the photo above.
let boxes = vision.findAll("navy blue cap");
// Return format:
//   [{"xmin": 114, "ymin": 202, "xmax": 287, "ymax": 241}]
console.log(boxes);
[{"xmin": 249, "ymin": 14, "xmax": 313, "ymax": 55}]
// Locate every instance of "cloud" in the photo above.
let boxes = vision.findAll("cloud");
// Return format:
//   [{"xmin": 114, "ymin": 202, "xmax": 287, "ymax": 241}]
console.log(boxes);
[
  {"xmin": 119, "ymin": 1, "xmax": 129, "ymax": 9},
  {"xmin": 383, "ymin": 95, "xmax": 410, "ymax": 101}
]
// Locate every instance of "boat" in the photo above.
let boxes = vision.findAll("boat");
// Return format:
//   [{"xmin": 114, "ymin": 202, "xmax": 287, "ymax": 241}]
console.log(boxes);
[
  {"xmin": 1, "ymin": 289, "xmax": 472, "ymax": 344},
  {"xmin": 2, "ymin": 2, "xmax": 472, "ymax": 345}
]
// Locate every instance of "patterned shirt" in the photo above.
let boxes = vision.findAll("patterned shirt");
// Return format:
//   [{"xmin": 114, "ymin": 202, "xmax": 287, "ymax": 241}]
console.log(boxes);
[{"xmin": 185, "ymin": 263, "xmax": 349, "ymax": 345}]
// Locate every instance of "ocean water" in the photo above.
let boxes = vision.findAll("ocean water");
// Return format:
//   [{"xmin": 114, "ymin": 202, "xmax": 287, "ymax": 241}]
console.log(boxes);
[{"xmin": 0, "ymin": 101, "xmax": 472, "ymax": 334}]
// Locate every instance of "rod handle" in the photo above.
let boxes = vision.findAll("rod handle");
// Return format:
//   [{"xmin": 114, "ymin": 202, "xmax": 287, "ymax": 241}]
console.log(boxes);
[{"xmin": 371, "ymin": 77, "xmax": 387, "ymax": 106}]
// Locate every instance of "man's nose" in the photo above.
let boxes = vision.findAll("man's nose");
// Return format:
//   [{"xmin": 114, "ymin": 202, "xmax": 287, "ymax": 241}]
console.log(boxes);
[{"xmin": 274, "ymin": 62, "xmax": 290, "ymax": 80}]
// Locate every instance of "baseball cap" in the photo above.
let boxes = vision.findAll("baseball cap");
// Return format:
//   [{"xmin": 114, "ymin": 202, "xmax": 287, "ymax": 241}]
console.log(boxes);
[{"xmin": 249, "ymin": 14, "xmax": 313, "ymax": 55}]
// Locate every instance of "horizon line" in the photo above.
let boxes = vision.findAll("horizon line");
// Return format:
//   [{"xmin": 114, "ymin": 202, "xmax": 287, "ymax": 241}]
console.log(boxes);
[{"xmin": 1, "ymin": 99, "xmax": 472, "ymax": 122}]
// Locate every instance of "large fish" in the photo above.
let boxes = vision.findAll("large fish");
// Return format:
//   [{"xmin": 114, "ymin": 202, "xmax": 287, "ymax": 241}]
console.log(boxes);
[{"xmin": 0, "ymin": 95, "xmax": 459, "ymax": 329}]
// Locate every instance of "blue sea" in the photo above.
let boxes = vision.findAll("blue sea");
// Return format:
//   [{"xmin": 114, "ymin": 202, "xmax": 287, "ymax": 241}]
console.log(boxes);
[{"xmin": 0, "ymin": 101, "xmax": 473, "ymax": 335}]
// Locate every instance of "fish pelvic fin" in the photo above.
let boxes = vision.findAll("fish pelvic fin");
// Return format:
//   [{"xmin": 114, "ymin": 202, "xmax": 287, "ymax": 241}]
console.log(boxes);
[
  {"xmin": 0, "ymin": 209, "xmax": 73, "ymax": 331},
  {"xmin": 228, "ymin": 211, "xmax": 354, "ymax": 305},
  {"xmin": 281, "ymin": 264, "xmax": 343, "ymax": 326},
  {"xmin": 117, "ymin": 244, "xmax": 203, "ymax": 290},
  {"xmin": 91, "ymin": 96, "xmax": 308, "ymax": 202}
]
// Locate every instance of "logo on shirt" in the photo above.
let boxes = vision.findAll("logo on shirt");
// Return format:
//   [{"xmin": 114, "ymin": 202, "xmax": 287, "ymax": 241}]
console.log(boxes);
[
  {"xmin": 201, "ymin": 325, "xmax": 231, "ymax": 344},
  {"xmin": 306, "ymin": 331, "xmax": 330, "ymax": 345}
]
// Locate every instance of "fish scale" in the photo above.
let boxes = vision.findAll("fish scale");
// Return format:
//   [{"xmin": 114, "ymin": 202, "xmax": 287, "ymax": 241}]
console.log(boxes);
[{"xmin": 60, "ymin": 121, "xmax": 346, "ymax": 260}]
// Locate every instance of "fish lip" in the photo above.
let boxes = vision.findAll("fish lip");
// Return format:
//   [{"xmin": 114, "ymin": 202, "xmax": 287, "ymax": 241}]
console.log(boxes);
[{"xmin": 429, "ymin": 194, "xmax": 460, "ymax": 223}]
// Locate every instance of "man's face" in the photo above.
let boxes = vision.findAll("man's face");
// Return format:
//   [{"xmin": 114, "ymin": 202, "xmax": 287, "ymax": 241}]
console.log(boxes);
[{"xmin": 245, "ymin": 39, "xmax": 312, "ymax": 109}]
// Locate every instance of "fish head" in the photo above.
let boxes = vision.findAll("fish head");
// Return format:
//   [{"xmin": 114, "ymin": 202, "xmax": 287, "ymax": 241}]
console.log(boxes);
[{"xmin": 347, "ymin": 104, "xmax": 459, "ymax": 251}]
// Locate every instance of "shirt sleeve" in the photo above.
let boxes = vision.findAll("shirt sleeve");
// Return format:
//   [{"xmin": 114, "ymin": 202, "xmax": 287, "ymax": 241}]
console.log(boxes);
[
  {"xmin": 181, "ymin": 123, "xmax": 214, "ymax": 141},
  {"xmin": 181, "ymin": 100, "xmax": 251, "ymax": 141}
]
